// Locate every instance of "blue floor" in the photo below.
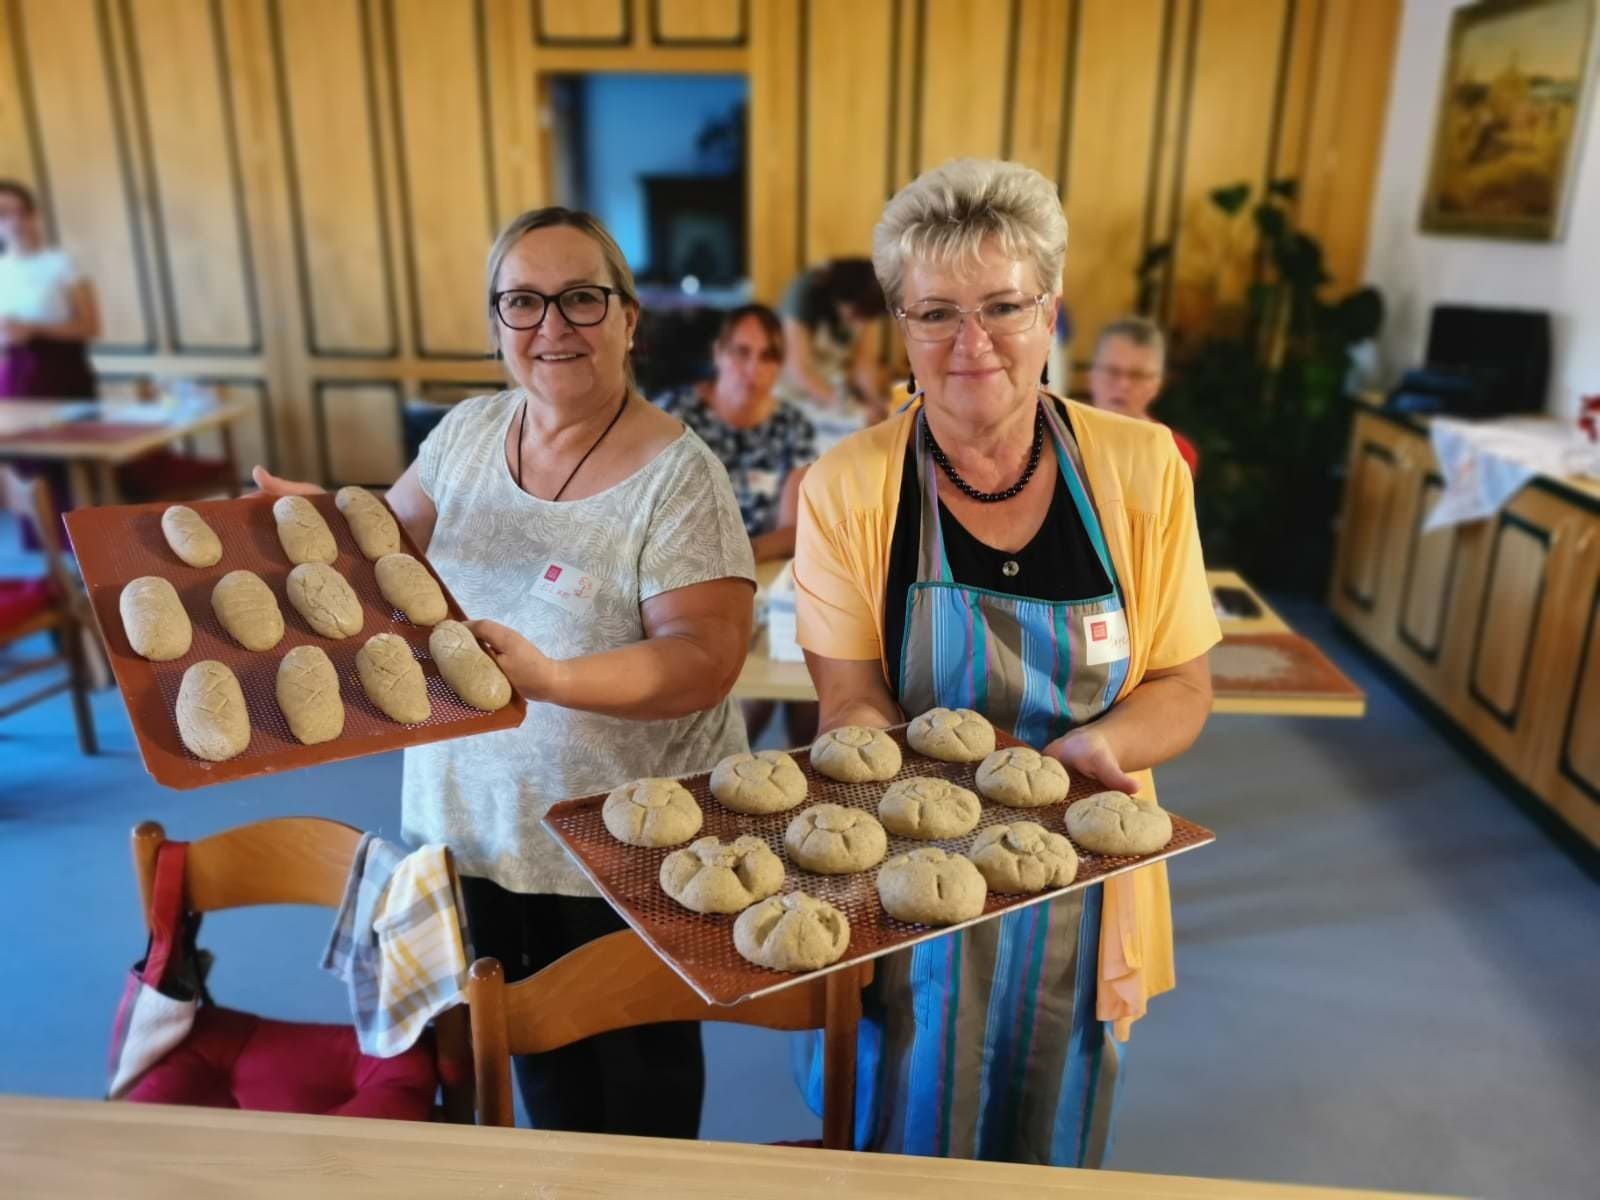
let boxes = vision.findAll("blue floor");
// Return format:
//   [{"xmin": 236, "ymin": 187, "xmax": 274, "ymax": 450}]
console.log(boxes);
[{"xmin": 1, "ymin": 532, "xmax": 1595, "ymax": 1197}]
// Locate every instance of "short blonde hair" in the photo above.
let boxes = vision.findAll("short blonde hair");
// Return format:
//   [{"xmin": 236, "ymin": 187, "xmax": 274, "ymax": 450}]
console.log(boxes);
[{"xmin": 872, "ymin": 158, "xmax": 1067, "ymax": 310}]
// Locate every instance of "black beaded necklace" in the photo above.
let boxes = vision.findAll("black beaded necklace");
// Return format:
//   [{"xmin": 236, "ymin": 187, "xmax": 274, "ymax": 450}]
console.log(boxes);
[{"xmin": 926, "ymin": 403, "xmax": 1045, "ymax": 503}]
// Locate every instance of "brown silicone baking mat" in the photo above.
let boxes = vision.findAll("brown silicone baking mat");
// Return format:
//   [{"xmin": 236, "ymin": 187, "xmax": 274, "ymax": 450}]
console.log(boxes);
[
  {"xmin": 1209, "ymin": 632, "xmax": 1364, "ymax": 700},
  {"xmin": 65, "ymin": 492, "xmax": 526, "ymax": 790},
  {"xmin": 545, "ymin": 726, "xmax": 1214, "ymax": 1006}
]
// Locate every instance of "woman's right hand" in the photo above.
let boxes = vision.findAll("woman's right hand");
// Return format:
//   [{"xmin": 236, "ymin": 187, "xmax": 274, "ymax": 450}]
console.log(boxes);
[{"xmin": 251, "ymin": 465, "xmax": 324, "ymax": 498}]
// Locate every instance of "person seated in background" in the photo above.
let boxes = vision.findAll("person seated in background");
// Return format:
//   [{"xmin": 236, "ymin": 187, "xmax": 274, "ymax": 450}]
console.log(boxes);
[
  {"xmin": 776, "ymin": 257, "xmax": 890, "ymax": 451},
  {"xmin": 1087, "ymin": 316, "xmax": 1199, "ymax": 475}
]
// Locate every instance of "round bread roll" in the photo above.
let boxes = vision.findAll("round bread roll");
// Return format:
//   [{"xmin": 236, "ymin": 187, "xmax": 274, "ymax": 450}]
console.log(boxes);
[
  {"xmin": 272, "ymin": 495, "xmax": 337, "ymax": 565},
  {"xmin": 286, "ymin": 562, "xmax": 363, "ymax": 639},
  {"xmin": 175, "ymin": 660, "xmax": 249, "ymax": 761},
  {"xmin": 375, "ymin": 553, "xmax": 447, "ymax": 626},
  {"xmin": 602, "ymin": 778, "xmax": 702, "ymax": 848},
  {"xmin": 355, "ymin": 632, "xmax": 430, "ymax": 724},
  {"xmin": 784, "ymin": 804, "xmax": 887, "ymax": 874},
  {"xmin": 876, "ymin": 848, "xmax": 987, "ymax": 926},
  {"xmin": 906, "ymin": 707, "xmax": 995, "ymax": 762},
  {"xmin": 709, "ymin": 750, "xmax": 807, "ymax": 814},
  {"xmin": 877, "ymin": 777, "xmax": 981, "ymax": 839},
  {"xmin": 809, "ymin": 725, "xmax": 902, "ymax": 783},
  {"xmin": 275, "ymin": 645, "xmax": 344, "ymax": 745},
  {"xmin": 975, "ymin": 746, "xmax": 1070, "ymax": 808},
  {"xmin": 119, "ymin": 576, "xmax": 191, "ymax": 661},
  {"xmin": 335, "ymin": 486, "xmax": 401, "ymax": 560},
  {"xmin": 428, "ymin": 619, "xmax": 511, "ymax": 711},
  {"xmin": 659, "ymin": 835, "xmax": 785, "ymax": 914},
  {"xmin": 1064, "ymin": 791, "xmax": 1173, "ymax": 856},
  {"xmin": 733, "ymin": 892, "xmax": 850, "ymax": 972},
  {"xmin": 970, "ymin": 821, "xmax": 1078, "ymax": 894},
  {"xmin": 160, "ymin": 505, "xmax": 221, "ymax": 567},
  {"xmin": 210, "ymin": 570, "xmax": 284, "ymax": 652}
]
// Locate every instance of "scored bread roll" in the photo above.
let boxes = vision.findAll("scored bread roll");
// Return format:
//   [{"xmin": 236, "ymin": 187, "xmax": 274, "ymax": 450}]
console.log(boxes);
[
  {"xmin": 159, "ymin": 505, "xmax": 221, "ymax": 567},
  {"xmin": 175, "ymin": 660, "xmax": 250, "ymax": 761},
  {"xmin": 428, "ymin": 619, "xmax": 511, "ymax": 711},
  {"xmin": 210, "ymin": 570, "xmax": 284, "ymax": 652},
  {"xmin": 375, "ymin": 553, "xmax": 448, "ymax": 626},
  {"xmin": 355, "ymin": 632, "xmax": 430, "ymax": 724},
  {"xmin": 272, "ymin": 495, "xmax": 337, "ymax": 565},
  {"xmin": 275, "ymin": 645, "xmax": 344, "ymax": 745},
  {"xmin": 119, "ymin": 576, "xmax": 191, "ymax": 661},
  {"xmin": 335, "ymin": 486, "xmax": 401, "ymax": 560},
  {"xmin": 285, "ymin": 562, "xmax": 363, "ymax": 639}
]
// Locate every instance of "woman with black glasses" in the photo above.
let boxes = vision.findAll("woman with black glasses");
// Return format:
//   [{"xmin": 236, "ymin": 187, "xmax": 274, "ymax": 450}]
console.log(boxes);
[{"xmin": 253, "ymin": 206, "xmax": 754, "ymax": 1138}]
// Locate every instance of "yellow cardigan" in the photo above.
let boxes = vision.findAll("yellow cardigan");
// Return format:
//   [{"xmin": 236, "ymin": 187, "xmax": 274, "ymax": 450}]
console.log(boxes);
[{"xmin": 793, "ymin": 395, "xmax": 1221, "ymax": 1039}]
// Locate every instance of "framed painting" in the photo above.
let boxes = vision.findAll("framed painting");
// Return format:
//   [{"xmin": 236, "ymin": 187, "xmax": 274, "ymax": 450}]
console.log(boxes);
[{"xmin": 1421, "ymin": 0, "xmax": 1598, "ymax": 240}]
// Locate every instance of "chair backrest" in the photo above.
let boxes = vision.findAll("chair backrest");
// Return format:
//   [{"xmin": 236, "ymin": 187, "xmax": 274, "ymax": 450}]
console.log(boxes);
[
  {"xmin": 0, "ymin": 467, "xmax": 74, "ymax": 597},
  {"xmin": 467, "ymin": 930, "xmax": 871, "ymax": 1147}
]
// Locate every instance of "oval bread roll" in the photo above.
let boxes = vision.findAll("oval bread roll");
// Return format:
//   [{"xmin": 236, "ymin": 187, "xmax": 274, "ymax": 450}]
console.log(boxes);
[
  {"xmin": 356, "ymin": 632, "xmax": 430, "ymax": 724},
  {"xmin": 335, "ymin": 486, "xmax": 401, "ymax": 560},
  {"xmin": 175, "ymin": 660, "xmax": 250, "ymax": 761},
  {"xmin": 275, "ymin": 645, "xmax": 344, "ymax": 745},
  {"xmin": 119, "ymin": 576, "xmax": 191, "ymax": 661},
  {"xmin": 428, "ymin": 619, "xmax": 511, "ymax": 711},
  {"xmin": 375, "ymin": 553, "xmax": 448, "ymax": 626},
  {"xmin": 285, "ymin": 563, "xmax": 363, "ymax": 639},
  {"xmin": 272, "ymin": 495, "xmax": 337, "ymax": 565},
  {"xmin": 160, "ymin": 505, "xmax": 221, "ymax": 567},
  {"xmin": 210, "ymin": 570, "xmax": 284, "ymax": 651}
]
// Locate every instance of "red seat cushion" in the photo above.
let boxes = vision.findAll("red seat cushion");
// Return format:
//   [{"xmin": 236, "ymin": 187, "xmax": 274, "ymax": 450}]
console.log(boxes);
[
  {"xmin": 0, "ymin": 579, "xmax": 54, "ymax": 634},
  {"xmin": 124, "ymin": 1006, "xmax": 437, "ymax": 1121},
  {"xmin": 116, "ymin": 450, "xmax": 234, "ymax": 501}
]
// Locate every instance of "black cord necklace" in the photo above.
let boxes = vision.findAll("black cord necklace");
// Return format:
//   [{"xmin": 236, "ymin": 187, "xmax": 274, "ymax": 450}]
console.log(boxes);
[
  {"xmin": 926, "ymin": 403, "xmax": 1045, "ymax": 503},
  {"xmin": 516, "ymin": 391, "xmax": 629, "ymax": 501}
]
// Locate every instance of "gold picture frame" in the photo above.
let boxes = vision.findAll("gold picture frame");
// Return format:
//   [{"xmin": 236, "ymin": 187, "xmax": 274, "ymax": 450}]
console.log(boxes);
[{"xmin": 1421, "ymin": 0, "xmax": 1598, "ymax": 240}]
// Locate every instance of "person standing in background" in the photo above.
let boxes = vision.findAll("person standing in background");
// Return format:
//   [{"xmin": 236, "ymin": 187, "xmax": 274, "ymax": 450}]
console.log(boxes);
[
  {"xmin": 776, "ymin": 257, "xmax": 889, "ymax": 451},
  {"xmin": 0, "ymin": 181, "xmax": 99, "ymax": 400},
  {"xmin": 1086, "ymin": 316, "xmax": 1198, "ymax": 476}
]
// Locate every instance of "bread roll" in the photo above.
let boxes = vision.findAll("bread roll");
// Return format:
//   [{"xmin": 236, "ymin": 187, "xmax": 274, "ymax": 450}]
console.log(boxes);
[
  {"xmin": 1064, "ymin": 791, "xmax": 1173, "ymax": 856},
  {"xmin": 175, "ymin": 660, "xmax": 250, "ymax": 761},
  {"xmin": 428, "ymin": 619, "xmax": 511, "ymax": 711},
  {"xmin": 602, "ymin": 778, "xmax": 703, "ymax": 848},
  {"xmin": 810, "ymin": 726, "xmax": 902, "ymax": 782},
  {"xmin": 375, "ymin": 553, "xmax": 447, "ymax": 626},
  {"xmin": 272, "ymin": 495, "xmax": 337, "ymax": 565},
  {"xmin": 285, "ymin": 563, "xmax": 363, "ymax": 639},
  {"xmin": 119, "ymin": 576, "xmax": 191, "ymax": 661},
  {"xmin": 160, "ymin": 505, "xmax": 221, "ymax": 567},
  {"xmin": 275, "ymin": 645, "xmax": 344, "ymax": 745},
  {"xmin": 876, "ymin": 848, "xmax": 987, "ymax": 926},
  {"xmin": 335, "ymin": 486, "xmax": 401, "ymax": 560},
  {"xmin": 210, "ymin": 570, "xmax": 284, "ymax": 651},
  {"xmin": 355, "ymin": 633, "xmax": 430, "ymax": 724},
  {"xmin": 733, "ymin": 892, "xmax": 850, "ymax": 972},
  {"xmin": 784, "ymin": 804, "xmax": 888, "ymax": 874}
]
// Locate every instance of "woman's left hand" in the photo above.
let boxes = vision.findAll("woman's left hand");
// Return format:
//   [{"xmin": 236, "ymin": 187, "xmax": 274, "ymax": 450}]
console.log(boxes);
[
  {"xmin": 465, "ymin": 619, "xmax": 556, "ymax": 702},
  {"xmin": 1044, "ymin": 726, "xmax": 1140, "ymax": 794}
]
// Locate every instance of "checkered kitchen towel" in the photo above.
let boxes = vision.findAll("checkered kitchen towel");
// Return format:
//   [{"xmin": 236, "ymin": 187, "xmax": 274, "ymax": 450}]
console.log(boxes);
[{"xmin": 321, "ymin": 834, "xmax": 467, "ymax": 1057}]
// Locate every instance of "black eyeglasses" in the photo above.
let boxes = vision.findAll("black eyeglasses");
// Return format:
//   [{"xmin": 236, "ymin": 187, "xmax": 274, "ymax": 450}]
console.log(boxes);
[{"xmin": 491, "ymin": 284, "xmax": 627, "ymax": 331}]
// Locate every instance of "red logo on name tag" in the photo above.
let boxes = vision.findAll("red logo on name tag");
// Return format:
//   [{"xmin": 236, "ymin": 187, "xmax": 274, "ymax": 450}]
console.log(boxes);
[
  {"xmin": 544, "ymin": 565, "xmax": 562, "ymax": 582},
  {"xmin": 1090, "ymin": 620, "xmax": 1108, "ymax": 641}
]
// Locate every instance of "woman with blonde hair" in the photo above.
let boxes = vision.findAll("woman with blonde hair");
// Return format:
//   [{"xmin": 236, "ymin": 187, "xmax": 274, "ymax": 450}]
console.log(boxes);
[{"xmin": 792, "ymin": 159, "xmax": 1218, "ymax": 1164}]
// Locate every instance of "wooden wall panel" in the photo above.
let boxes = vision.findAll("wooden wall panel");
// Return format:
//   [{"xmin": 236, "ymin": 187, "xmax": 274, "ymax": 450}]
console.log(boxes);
[
  {"xmin": 14, "ymin": 0, "xmax": 152, "ymax": 352},
  {"xmin": 0, "ymin": 3, "xmax": 40, "ymax": 187},
  {"xmin": 1061, "ymin": 0, "xmax": 1165, "ymax": 361},
  {"xmin": 270, "ymin": 0, "xmax": 396, "ymax": 358},
  {"xmin": 121, "ymin": 0, "xmax": 258, "ymax": 354},
  {"xmin": 748, "ymin": 0, "xmax": 800, "ymax": 301},
  {"xmin": 387, "ymin": 0, "xmax": 496, "ymax": 358},
  {"xmin": 1004, "ymin": 0, "xmax": 1072, "ymax": 184},
  {"xmin": 314, "ymin": 381, "xmax": 405, "ymax": 485},
  {"xmin": 914, "ymin": 0, "xmax": 1014, "ymax": 172},
  {"xmin": 535, "ymin": 0, "xmax": 629, "ymax": 46},
  {"xmin": 802, "ymin": 0, "xmax": 895, "ymax": 262},
  {"xmin": 653, "ymin": 0, "xmax": 744, "ymax": 44}
]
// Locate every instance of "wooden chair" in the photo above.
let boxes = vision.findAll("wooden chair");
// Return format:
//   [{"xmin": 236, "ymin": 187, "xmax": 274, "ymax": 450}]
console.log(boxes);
[
  {"xmin": 0, "ymin": 467, "xmax": 95, "ymax": 753},
  {"xmin": 467, "ymin": 931, "xmax": 872, "ymax": 1149},
  {"xmin": 132, "ymin": 817, "xmax": 473, "ymax": 1122}
]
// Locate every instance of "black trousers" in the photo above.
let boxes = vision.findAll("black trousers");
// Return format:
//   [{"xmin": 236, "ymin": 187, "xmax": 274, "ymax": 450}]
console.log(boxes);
[{"xmin": 460, "ymin": 876, "xmax": 704, "ymax": 1138}]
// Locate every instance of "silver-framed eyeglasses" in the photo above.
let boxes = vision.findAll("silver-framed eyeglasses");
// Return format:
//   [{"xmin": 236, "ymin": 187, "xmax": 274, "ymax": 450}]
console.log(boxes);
[
  {"xmin": 894, "ymin": 292, "xmax": 1049, "ymax": 342},
  {"xmin": 492, "ymin": 284, "xmax": 626, "ymax": 331}
]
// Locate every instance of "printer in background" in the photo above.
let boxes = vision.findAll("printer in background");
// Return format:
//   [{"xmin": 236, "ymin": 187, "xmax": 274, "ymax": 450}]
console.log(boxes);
[{"xmin": 1386, "ymin": 304, "xmax": 1550, "ymax": 419}]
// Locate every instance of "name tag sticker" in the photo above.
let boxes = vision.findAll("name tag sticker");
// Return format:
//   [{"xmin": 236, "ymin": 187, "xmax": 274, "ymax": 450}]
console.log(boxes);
[
  {"xmin": 532, "ymin": 561, "xmax": 597, "ymax": 615},
  {"xmin": 1082, "ymin": 609, "xmax": 1130, "ymax": 666}
]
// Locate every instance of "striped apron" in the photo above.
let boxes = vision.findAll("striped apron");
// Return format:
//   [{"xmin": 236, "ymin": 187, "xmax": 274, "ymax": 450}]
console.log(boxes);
[{"xmin": 797, "ymin": 397, "xmax": 1129, "ymax": 1165}]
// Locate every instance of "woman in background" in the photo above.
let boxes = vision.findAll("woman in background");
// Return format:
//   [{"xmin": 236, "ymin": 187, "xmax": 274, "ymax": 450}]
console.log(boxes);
[
  {"xmin": 0, "ymin": 180, "xmax": 99, "ymax": 400},
  {"xmin": 777, "ymin": 256, "xmax": 889, "ymax": 451}
]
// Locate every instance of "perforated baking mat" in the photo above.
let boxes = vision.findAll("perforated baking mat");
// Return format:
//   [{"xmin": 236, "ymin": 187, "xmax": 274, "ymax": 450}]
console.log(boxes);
[
  {"xmin": 1209, "ymin": 632, "xmax": 1364, "ymax": 700},
  {"xmin": 545, "ymin": 726, "xmax": 1214, "ymax": 1006},
  {"xmin": 65, "ymin": 493, "xmax": 526, "ymax": 790}
]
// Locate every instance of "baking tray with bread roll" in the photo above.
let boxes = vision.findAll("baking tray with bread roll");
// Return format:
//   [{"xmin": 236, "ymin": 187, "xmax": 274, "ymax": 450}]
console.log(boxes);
[
  {"xmin": 544, "ymin": 725, "xmax": 1214, "ymax": 1007},
  {"xmin": 65, "ymin": 492, "xmax": 526, "ymax": 790}
]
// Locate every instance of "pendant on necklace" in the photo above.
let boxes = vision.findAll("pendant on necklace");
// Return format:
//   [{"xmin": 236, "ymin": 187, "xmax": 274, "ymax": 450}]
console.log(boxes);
[{"xmin": 1002, "ymin": 560, "xmax": 1020, "ymax": 578}]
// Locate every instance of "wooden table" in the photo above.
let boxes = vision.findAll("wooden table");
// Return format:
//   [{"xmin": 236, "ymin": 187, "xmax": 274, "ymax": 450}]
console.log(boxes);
[
  {"xmin": 0, "ymin": 395, "xmax": 250, "ymax": 507},
  {"xmin": 0, "ymin": 1096, "xmax": 1454, "ymax": 1200},
  {"xmin": 734, "ymin": 565, "xmax": 1365, "ymax": 718}
]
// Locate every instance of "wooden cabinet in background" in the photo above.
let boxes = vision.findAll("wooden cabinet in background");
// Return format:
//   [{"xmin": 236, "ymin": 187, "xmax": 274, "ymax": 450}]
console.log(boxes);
[{"xmin": 1330, "ymin": 408, "xmax": 1600, "ymax": 847}]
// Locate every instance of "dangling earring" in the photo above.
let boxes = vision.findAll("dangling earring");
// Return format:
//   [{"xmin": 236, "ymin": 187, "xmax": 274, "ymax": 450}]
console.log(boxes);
[
  {"xmin": 907, "ymin": 371, "xmax": 919, "ymax": 395},
  {"xmin": 1039, "ymin": 363, "xmax": 1050, "ymax": 387}
]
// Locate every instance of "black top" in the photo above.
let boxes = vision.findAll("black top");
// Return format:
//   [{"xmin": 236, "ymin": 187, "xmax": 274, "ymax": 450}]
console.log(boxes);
[{"xmin": 883, "ymin": 401, "xmax": 1112, "ymax": 697}]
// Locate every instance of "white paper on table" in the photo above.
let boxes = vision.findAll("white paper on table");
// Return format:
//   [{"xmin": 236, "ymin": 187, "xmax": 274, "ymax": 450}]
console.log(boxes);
[{"xmin": 1423, "ymin": 418, "xmax": 1600, "ymax": 532}]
